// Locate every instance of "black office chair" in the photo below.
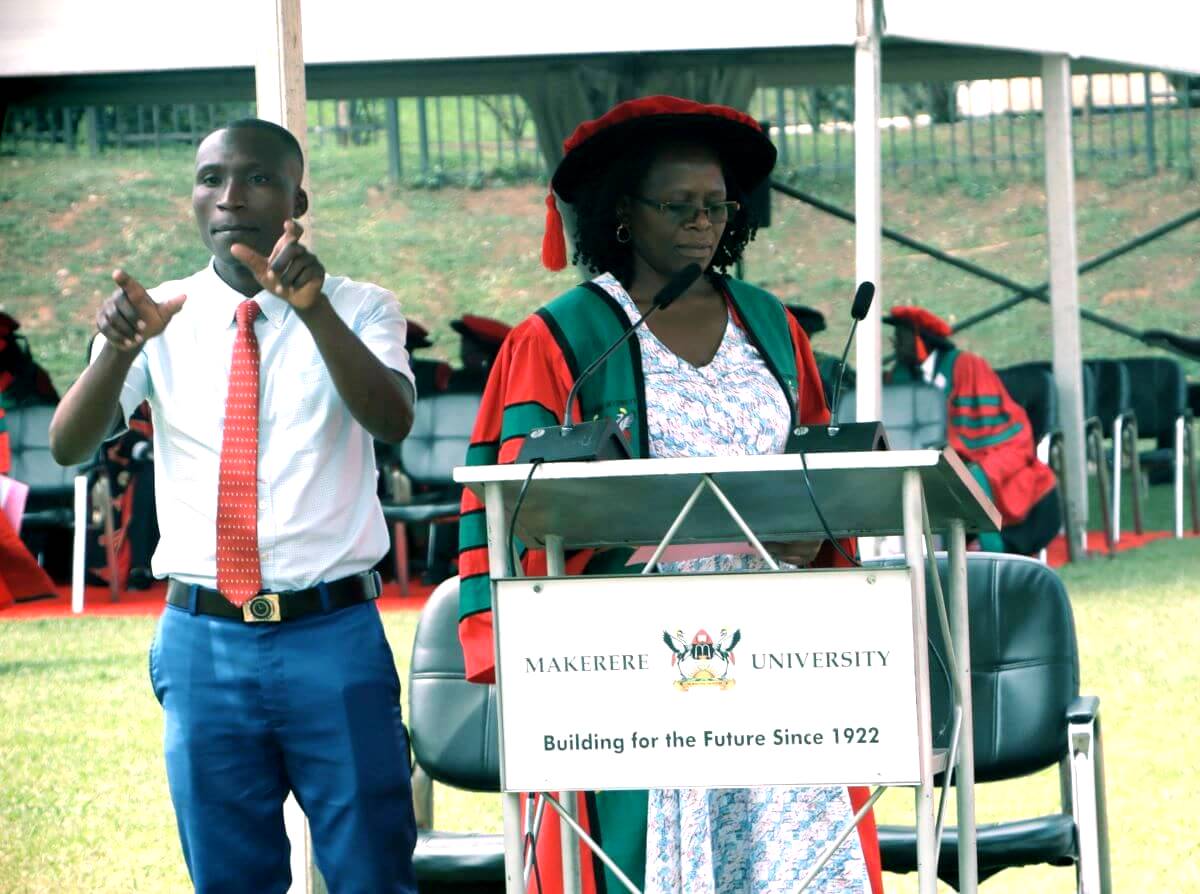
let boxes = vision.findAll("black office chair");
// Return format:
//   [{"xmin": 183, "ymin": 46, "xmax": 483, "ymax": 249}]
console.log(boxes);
[
  {"xmin": 835, "ymin": 382, "xmax": 948, "ymax": 450},
  {"xmin": 379, "ymin": 390, "xmax": 482, "ymax": 592},
  {"xmin": 407, "ymin": 576, "xmax": 505, "ymax": 893},
  {"xmin": 997, "ymin": 363, "xmax": 1073, "ymax": 559},
  {"xmin": 997, "ymin": 364, "xmax": 1058, "ymax": 450},
  {"xmin": 1117, "ymin": 356, "xmax": 1198, "ymax": 538},
  {"xmin": 5, "ymin": 403, "xmax": 120, "ymax": 600},
  {"xmin": 1008, "ymin": 362, "xmax": 1117, "ymax": 553},
  {"xmin": 874, "ymin": 553, "xmax": 1111, "ymax": 892},
  {"xmin": 1083, "ymin": 359, "xmax": 1143, "ymax": 542}
]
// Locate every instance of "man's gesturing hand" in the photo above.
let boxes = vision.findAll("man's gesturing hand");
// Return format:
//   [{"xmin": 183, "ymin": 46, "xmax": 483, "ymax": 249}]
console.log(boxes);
[
  {"xmin": 97, "ymin": 270, "xmax": 187, "ymax": 352},
  {"xmin": 230, "ymin": 220, "xmax": 326, "ymax": 312}
]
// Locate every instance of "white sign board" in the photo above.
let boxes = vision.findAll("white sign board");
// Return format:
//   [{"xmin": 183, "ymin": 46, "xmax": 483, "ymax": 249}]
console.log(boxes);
[{"xmin": 493, "ymin": 567, "xmax": 923, "ymax": 792}]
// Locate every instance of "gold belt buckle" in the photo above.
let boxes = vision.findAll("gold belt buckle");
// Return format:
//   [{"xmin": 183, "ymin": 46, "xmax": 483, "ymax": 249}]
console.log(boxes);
[{"xmin": 243, "ymin": 593, "xmax": 282, "ymax": 623}]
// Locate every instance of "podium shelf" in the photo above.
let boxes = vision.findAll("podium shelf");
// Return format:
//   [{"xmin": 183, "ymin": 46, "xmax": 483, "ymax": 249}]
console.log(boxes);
[{"xmin": 457, "ymin": 448, "xmax": 999, "ymax": 549}]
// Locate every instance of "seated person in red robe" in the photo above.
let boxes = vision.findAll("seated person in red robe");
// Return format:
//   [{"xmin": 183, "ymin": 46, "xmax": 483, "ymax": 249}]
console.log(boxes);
[
  {"xmin": 405, "ymin": 320, "xmax": 451, "ymax": 396},
  {"xmin": 885, "ymin": 305, "xmax": 1061, "ymax": 554},
  {"xmin": 446, "ymin": 313, "xmax": 510, "ymax": 393}
]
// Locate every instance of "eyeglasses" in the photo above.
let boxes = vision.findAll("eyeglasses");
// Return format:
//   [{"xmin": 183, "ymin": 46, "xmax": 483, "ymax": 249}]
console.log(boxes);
[{"xmin": 631, "ymin": 196, "xmax": 740, "ymax": 226}]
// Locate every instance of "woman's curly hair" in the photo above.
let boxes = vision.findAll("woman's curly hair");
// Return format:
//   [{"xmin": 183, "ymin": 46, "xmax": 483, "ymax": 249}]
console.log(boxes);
[{"xmin": 567, "ymin": 138, "xmax": 760, "ymax": 287}]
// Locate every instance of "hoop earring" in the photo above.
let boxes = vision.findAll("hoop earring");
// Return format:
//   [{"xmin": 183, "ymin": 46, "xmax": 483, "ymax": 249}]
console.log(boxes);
[{"xmin": 615, "ymin": 222, "xmax": 631, "ymax": 244}]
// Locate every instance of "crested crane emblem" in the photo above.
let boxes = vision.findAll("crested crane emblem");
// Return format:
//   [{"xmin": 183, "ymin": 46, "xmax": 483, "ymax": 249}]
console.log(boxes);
[{"xmin": 662, "ymin": 627, "xmax": 741, "ymax": 690}]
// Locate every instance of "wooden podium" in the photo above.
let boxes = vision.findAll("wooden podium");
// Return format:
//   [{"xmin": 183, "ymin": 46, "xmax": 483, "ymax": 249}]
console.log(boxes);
[{"xmin": 457, "ymin": 448, "xmax": 999, "ymax": 894}]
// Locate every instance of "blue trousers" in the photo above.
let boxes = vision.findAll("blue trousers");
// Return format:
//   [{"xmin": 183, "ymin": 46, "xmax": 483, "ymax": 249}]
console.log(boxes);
[{"xmin": 150, "ymin": 598, "xmax": 418, "ymax": 893}]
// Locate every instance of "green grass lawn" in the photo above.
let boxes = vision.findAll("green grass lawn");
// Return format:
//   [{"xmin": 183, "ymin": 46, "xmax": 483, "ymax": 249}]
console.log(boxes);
[{"xmin": 2, "ymin": 517, "xmax": 1197, "ymax": 892}]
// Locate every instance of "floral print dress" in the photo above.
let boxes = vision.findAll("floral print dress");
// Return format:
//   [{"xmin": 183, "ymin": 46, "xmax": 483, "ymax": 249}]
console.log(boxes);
[{"xmin": 594, "ymin": 273, "xmax": 872, "ymax": 893}]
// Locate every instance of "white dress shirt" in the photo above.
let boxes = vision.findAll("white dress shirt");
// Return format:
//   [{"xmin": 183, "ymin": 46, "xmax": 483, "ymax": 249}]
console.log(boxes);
[{"xmin": 91, "ymin": 260, "xmax": 415, "ymax": 590}]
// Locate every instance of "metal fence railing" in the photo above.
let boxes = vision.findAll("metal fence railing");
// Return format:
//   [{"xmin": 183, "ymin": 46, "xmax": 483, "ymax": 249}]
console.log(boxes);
[
  {"xmin": 753, "ymin": 72, "xmax": 1196, "ymax": 181},
  {"xmin": 0, "ymin": 95, "xmax": 546, "ymax": 186},
  {"xmin": 2, "ymin": 73, "xmax": 1194, "ymax": 185}
]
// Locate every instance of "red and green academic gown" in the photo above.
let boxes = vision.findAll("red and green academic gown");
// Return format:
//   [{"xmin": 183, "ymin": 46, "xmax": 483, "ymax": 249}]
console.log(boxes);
[
  {"xmin": 892, "ymin": 348, "xmax": 1057, "ymax": 551},
  {"xmin": 458, "ymin": 275, "xmax": 884, "ymax": 894}
]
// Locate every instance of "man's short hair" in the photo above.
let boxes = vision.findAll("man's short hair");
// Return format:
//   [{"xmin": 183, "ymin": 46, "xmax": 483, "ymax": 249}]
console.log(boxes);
[{"xmin": 214, "ymin": 118, "xmax": 305, "ymax": 174}]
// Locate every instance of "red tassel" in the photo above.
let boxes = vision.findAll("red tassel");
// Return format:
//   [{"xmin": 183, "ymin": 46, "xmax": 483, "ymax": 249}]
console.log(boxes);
[{"xmin": 542, "ymin": 191, "xmax": 567, "ymax": 271}]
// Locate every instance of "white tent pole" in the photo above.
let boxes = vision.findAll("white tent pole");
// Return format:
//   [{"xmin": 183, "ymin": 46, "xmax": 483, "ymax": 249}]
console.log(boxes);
[
  {"xmin": 257, "ymin": 0, "xmax": 312, "ymax": 240},
  {"xmin": 254, "ymin": 3, "xmax": 320, "ymax": 891},
  {"xmin": 854, "ymin": 0, "xmax": 883, "ymax": 424},
  {"xmin": 1042, "ymin": 54, "xmax": 1089, "ymax": 557},
  {"xmin": 853, "ymin": 0, "xmax": 884, "ymax": 560}
]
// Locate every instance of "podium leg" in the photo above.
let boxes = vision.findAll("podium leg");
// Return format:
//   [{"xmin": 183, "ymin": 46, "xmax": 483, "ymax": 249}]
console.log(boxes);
[
  {"xmin": 483, "ymin": 482, "xmax": 525, "ymax": 894},
  {"xmin": 558, "ymin": 792, "xmax": 582, "ymax": 894},
  {"xmin": 542, "ymin": 535, "xmax": 583, "ymax": 894},
  {"xmin": 949, "ymin": 520, "xmax": 978, "ymax": 893},
  {"xmin": 504, "ymin": 792, "xmax": 524, "ymax": 894},
  {"xmin": 902, "ymin": 470, "xmax": 937, "ymax": 894}
]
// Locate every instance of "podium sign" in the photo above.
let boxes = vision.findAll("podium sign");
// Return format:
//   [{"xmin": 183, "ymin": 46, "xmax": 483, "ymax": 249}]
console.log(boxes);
[{"xmin": 494, "ymin": 566, "xmax": 922, "ymax": 793}]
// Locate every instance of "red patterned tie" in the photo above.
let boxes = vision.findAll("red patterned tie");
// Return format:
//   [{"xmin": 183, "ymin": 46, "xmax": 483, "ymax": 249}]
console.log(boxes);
[{"xmin": 216, "ymin": 299, "xmax": 262, "ymax": 606}]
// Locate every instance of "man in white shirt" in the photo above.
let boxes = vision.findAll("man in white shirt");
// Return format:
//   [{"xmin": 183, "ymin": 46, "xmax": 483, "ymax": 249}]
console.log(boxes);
[{"xmin": 50, "ymin": 119, "xmax": 418, "ymax": 893}]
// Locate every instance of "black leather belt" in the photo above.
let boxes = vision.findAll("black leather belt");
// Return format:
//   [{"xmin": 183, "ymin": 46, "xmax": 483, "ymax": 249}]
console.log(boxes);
[{"xmin": 166, "ymin": 572, "xmax": 382, "ymax": 623}]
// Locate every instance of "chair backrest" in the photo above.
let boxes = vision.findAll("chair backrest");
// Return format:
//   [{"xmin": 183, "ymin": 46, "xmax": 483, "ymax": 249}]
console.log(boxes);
[
  {"xmin": 5, "ymin": 404, "xmax": 76, "ymax": 500},
  {"xmin": 837, "ymin": 382, "xmax": 948, "ymax": 450},
  {"xmin": 1116, "ymin": 356, "xmax": 1186, "ymax": 438},
  {"xmin": 913, "ymin": 553, "xmax": 1080, "ymax": 782},
  {"xmin": 409, "ymin": 576, "xmax": 501, "ymax": 792},
  {"xmin": 1083, "ymin": 359, "xmax": 1132, "ymax": 429},
  {"xmin": 997, "ymin": 363, "xmax": 1058, "ymax": 443},
  {"xmin": 399, "ymin": 391, "xmax": 483, "ymax": 487}
]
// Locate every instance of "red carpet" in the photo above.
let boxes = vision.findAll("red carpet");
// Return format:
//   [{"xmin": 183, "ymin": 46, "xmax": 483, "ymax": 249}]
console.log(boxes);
[
  {"xmin": 1044, "ymin": 528, "xmax": 1195, "ymax": 567},
  {"xmin": 0, "ymin": 579, "xmax": 436, "ymax": 621}
]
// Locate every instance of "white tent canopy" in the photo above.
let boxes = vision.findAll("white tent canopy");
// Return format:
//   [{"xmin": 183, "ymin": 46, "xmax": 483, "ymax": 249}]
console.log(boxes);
[{"xmin": 2, "ymin": 0, "xmax": 1197, "ymax": 83}]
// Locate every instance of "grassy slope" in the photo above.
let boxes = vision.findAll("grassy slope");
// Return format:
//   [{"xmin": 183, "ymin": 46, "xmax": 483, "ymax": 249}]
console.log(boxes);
[{"xmin": 1, "ymin": 142, "xmax": 1197, "ymax": 392}]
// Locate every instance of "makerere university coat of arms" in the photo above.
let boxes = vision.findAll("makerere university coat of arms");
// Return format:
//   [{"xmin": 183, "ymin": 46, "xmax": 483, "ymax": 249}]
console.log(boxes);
[{"xmin": 662, "ymin": 627, "xmax": 741, "ymax": 690}]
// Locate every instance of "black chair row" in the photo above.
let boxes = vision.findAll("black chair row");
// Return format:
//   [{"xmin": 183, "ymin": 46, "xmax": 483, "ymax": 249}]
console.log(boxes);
[
  {"xmin": 1000, "ymin": 357, "xmax": 1198, "ymax": 548},
  {"xmin": 4, "ymin": 402, "xmax": 120, "ymax": 600},
  {"xmin": 376, "ymin": 389, "xmax": 482, "ymax": 593},
  {"xmin": 406, "ymin": 554, "xmax": 1111, "ymax": 892}
]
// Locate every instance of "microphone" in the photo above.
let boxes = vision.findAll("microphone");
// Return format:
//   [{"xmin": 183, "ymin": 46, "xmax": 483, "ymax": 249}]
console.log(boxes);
[
  {"xmin": 515, "ymin": 264, "xmax": 703, "ymax": 463},
  {"xmin": 792, "ymin": 280, "xmax": 889, "ymax": 454},
  {"xmin": 828, "ymin": 281, "xmax": 875, "ymax": 433}
]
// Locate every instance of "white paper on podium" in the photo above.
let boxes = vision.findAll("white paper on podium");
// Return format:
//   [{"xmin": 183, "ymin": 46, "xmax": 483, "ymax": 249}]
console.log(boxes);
[{"xmin": 494, "ymin": 566, "xmax": 922, "ymax": 793}]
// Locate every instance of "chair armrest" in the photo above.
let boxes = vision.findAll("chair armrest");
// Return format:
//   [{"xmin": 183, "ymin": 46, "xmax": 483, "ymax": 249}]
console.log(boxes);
[
  {"xmin": 1066, "ymin": 692, "xmax": 1112, "ymax": 893},
  {"xmin": 382, "ymin": 502, "xmax": 461, "ymax": 524},
  {"xmin": 1066, "ymin": 695, "xmax": 1099, "ymax": 724}
]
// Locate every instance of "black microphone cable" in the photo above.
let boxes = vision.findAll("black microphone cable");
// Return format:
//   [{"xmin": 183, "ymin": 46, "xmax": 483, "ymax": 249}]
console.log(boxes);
[
  {"xmin": 506, "ymin": 458, "xmax": 543, "ymax": 578},
  {"xmin": 797, "ymin": 447, "xmax": 861, "ymax": 568}
]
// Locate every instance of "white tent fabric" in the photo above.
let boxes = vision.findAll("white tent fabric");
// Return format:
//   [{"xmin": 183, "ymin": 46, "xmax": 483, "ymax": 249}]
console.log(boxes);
[{"xmin": 1, "ymin": 0, "xmax": 1197, "ymax": 78}]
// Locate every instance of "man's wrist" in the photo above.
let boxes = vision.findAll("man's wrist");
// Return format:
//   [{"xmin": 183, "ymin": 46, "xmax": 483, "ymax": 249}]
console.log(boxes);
[{"xmin": 294, "ymin": 291, "xmax": 333, "ymax": 325}]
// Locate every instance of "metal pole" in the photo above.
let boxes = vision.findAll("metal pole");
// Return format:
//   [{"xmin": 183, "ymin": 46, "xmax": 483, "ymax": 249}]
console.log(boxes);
[
  {"xmin": 541, "ymin": 534, "xmax": 581, "ymax": 894},
  {"xmin": 902, "ymin": 469, "xmax": 936, "ymax": 894},
  {"xmin": 417, "ymin": 97, "xmax": 430, "ymax": 176},
  {"xmin": 484, "ymin": 482, "xmax": 525, "ymax": 894},
  {"xmin": 85, "ymin": 106, "xmax": 100, "ymax": 157},
  {"xmin": 1143, "ymin": 71, "xmax": 1156, "ymax": 175},
  {"xmin": 948, "ymin": 520, "xmax": 978, "ymax": 893},
  {"xmin": 436, "ymin": 96, "xmax": 445, "ymax": 169},
  {"xmin": 1043, "ymin": 54, "xmax": 1089, "ymax": 558},
  {"xmin": 385, "ymin": 98, "xmax": 402, "ymax": 185},
  {"xmin": 854, "ymin": 0, "xmax": 883, "ymax": 429},
  {"xmin": 775, "ymin": 88, "xmax": 789, "ymax": 168}
]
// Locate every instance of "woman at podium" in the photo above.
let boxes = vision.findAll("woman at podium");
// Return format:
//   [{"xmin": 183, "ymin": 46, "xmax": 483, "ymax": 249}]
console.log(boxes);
[{"xmin": 457, "ymin": 96, "xmax": 884, "ymax": 893}]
